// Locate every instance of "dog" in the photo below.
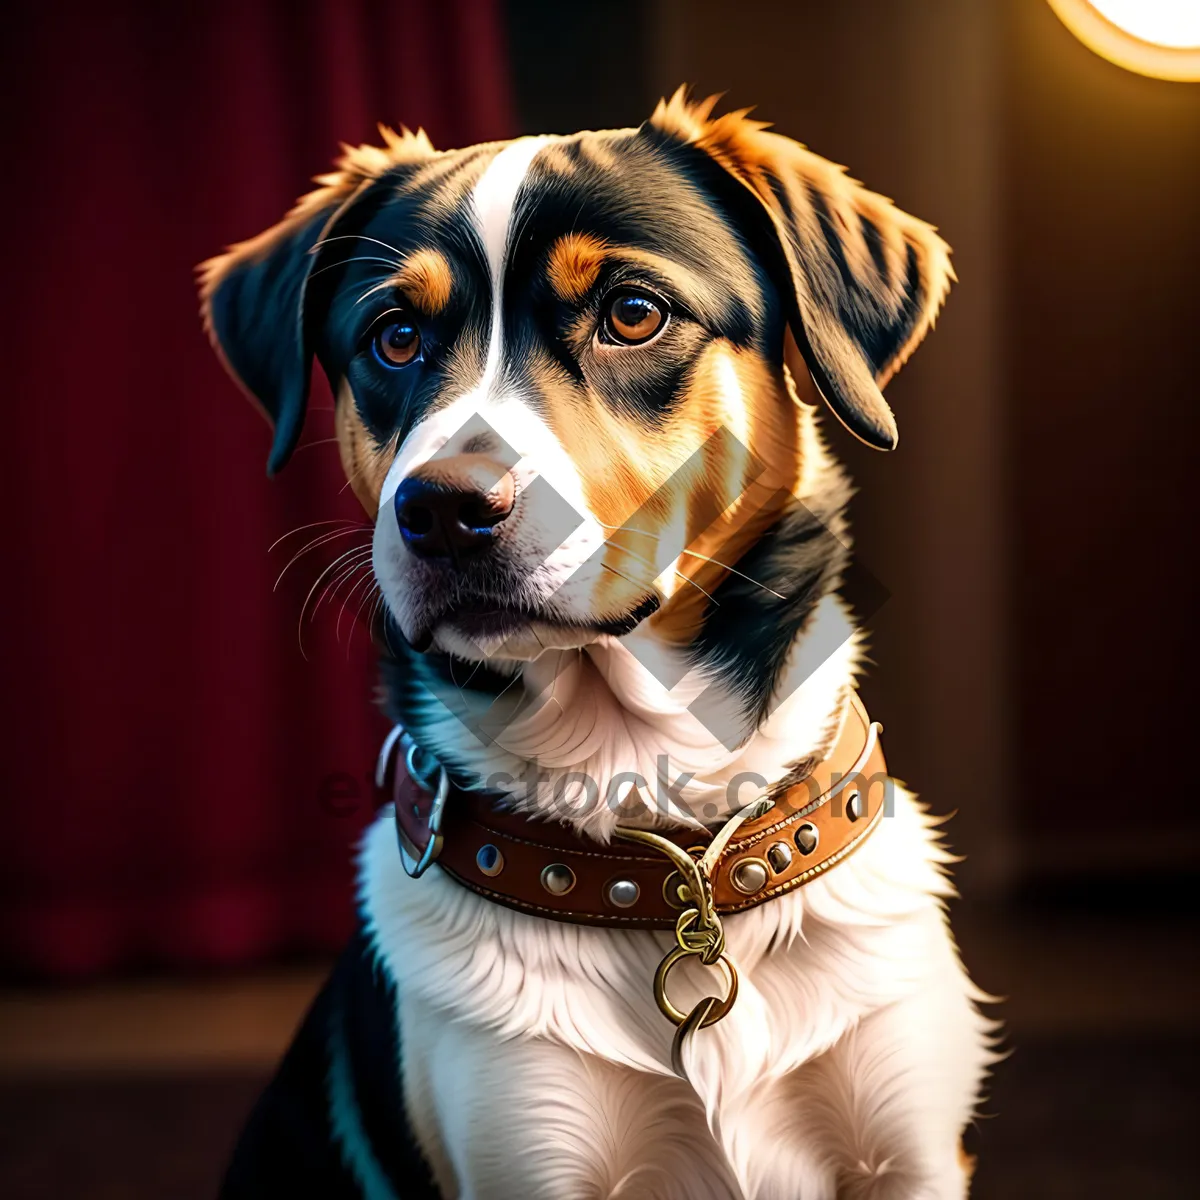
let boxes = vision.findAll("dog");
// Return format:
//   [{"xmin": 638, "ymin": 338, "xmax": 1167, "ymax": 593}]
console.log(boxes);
[{"xmin": 202, "ymin": 90, "xmax": 994, "ymax": 1200}]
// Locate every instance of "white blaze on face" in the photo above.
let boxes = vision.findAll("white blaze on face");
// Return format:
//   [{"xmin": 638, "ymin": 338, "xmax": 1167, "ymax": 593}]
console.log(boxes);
[
  {"xmin": 375, "ymin": 137, "xmax": 609, "ymax": 649},
  {"xmin": 472, "ymin": 136, "xmax": 552, "ymax": 401}
]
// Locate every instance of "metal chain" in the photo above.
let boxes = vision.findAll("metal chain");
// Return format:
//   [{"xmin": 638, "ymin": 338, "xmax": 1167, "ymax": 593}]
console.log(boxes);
[{"xmin": 613, "ymin": 796, "xmax": 770, "ymax": 1075}]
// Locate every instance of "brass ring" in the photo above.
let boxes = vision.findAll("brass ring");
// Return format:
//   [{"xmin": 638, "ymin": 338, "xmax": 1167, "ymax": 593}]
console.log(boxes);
[{"xmin": 653, "ymin": 946, "xmax": 739, "ymax": 1028}]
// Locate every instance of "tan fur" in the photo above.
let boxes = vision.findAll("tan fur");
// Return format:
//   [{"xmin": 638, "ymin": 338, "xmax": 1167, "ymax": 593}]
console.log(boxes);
[
  {"xmin": 334, "ymin": 383, "xmax": 394, "ymax": 519},
  {"xmin": 196, "ymin": 125, "xmax": 441, "ymax": 416},
  {"xmin": 203, "ymin": 110, "xmax": 989, "ymax": 1197},
  {"xmin": 526, "ymin": 333, "xmax": 802, "ymax": 630},
  {"xmin": 959, "ymin": 1142, "xmax": 977, "ymax": 1185},
  {"xmin": 650, "ymin": 88, "xmax": 954, "ymax": 384},
  {"xmin": 534, "ymin": 141, "xmax": 584, "ymax": 178},
  {"xmin": 197, "ymin": 125, "xmax": 455, "ymax": 487},
  {"xmin": 198, "ymin": 124, "xmax": 438, "ymax": 333},
  {"xmin": 648, "ymin": 346, "xmax": 804, "ymax": 644},
  {"xmin": 547, "ymin": 233, "xmax": 609, "ymax": 304},
  {"xmin": 393, "ymin": 247, "xmax": 455, "ymax": 315}
]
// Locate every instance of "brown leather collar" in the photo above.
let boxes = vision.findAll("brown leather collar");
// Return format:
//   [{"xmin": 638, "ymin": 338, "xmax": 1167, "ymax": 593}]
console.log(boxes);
[{"xmin": 384, "ymin": 693, "xmax": 888, "ymax": 930}]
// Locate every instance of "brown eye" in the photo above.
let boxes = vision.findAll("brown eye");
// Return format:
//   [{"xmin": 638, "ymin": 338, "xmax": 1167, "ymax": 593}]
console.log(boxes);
[
  {"xmin": 604, "ymin": 291, "xmax": 667, "ymax": 345},
  {"xmin": 374, "ymin": 319, "xmax": 421, "ymax": 367}
]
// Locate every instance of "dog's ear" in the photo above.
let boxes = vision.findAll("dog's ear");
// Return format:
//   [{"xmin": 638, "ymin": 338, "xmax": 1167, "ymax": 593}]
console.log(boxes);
[
  {"xmin": 651, "ymin": 90, "xmax": 953, "ymax": 450},
  {"xmin": 198, "ymin": 126, "xmax": 437, "ymax": 474}
]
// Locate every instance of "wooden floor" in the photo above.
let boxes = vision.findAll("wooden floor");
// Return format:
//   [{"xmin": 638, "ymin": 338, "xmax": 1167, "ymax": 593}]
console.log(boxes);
[{"xmin": 1, "ymin": 903, "xmax": 1196, "ymax": 1198}]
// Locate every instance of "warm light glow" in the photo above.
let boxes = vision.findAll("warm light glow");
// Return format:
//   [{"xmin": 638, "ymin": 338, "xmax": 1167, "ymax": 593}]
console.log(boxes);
[
  {"xmin": 1090, "ymin": 1, "xmax": 1200, "ymax": 49},
  {"xmin": 1048, "ymin": 0, "xmax": 1200, "ymax": 79}
]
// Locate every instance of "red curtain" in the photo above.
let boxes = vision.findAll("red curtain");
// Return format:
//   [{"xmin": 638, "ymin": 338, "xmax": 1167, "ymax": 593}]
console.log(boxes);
[{"xmin": 0, "ymin": 1, "xmax": 513, "ymax": 977}]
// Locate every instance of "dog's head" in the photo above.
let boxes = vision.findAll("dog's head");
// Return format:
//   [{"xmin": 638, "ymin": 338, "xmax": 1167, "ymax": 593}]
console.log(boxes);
[{"xmin": 201, "ymin": 92, "xmax": 950, "ymax": 675}]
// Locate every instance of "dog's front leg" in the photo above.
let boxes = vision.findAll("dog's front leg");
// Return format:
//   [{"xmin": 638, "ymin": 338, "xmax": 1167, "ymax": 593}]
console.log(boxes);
[
  {"xmin": 399, "ymin": 989, "xmax": 745, "ymax": 1200},
  {"xmin": 776, "ymin": 925, "xmax": 991, "ymax": 1200}
]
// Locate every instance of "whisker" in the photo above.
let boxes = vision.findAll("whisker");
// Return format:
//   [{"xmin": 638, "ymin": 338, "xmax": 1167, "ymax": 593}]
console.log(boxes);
[
  {"xmin": 337, "ymin": 569, "xmax": 379, "ymax": 646},
  {"xmin": 355, "ymin": 279, "xmax": 398, "ymax": 306},
  {"xmin": 448, "ymin": 653, "xmax": 484, "ymax": 695},
  {"xmin": 339, "ymin": 455, "xmax": 381, "ymax": 496},
  {"xmin": 321, "ymin": 564, "xmax": 372, "ymax": 635},
  {"xmin": 268, "ymin": 518, "xmax": 361, "ymax": 554},
  {"xmin": 676, "ymin": 571, "xmax": 718, "ymax": 605},
  {"xmin": 601, "ymin": 538, "xmax": 659, "ymax": 573},
  {"xmin": 346, "ymin": 582, "xmax": 382, "ymax": 659},
  {"xmin": 600, "ymin": 561, "xmax": 644, "ymax": 590},
  {"xmin": 307, "ymin": 255, "xmax": 402, "ymax": 282},
  {"xmin": 597, "ymin": 522, "xmax": 661, "ymax": 539},
  {"xmin": 356, "ymin": 592, "xmax": 381, "ymax": 651},
  {"xmin": 274, "ymin": 527, "xmax": 371, "ymax": 591},
  {"xmin": 290, "ymin": 436, "xmax": 344, "ymax": 459},
  {"xmin": 274, "ymin": 527, "xmax": 366, "ymax": 566},
  {"xmin": 310, "ymin": 550, "xmax": 373, "ymax": 621},
  {"xmin": 676, "ymin": 549, "xmax": 786, "ymax": 599},
  {"xmin": 482, "ymin": 662, "xmax": 526, "ymax": 715},
  {"xmin": 301, "ymin": 547, "xmax": 371, "ymax": 627},
  {"xmin": 297, "ymin": 544, "xmax": 376, "ymax": 658},
  {"xmin": 599, "ymin": 522, "xmax": 785, "ymax": 600},
  {"xmin": 341, "ymin": 430, "xmax": 401, "ymax": 495},
  {"xmin": 310, "ymin": 232, "xmax": 405, "ymax": 260},
  {"xmin": 603, "ymin": 537, "xmax": 716, "ymax": 606},
  {"xmin": 332, "ymin": 552, "xmax": 374, "ymax": 601},
  {"xmin": 379, "ymin": 599, "xmax": 400, "ymax": 658}
]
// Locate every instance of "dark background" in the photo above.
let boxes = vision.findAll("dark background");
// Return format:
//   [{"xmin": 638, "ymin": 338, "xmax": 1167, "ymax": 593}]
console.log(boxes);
[{"xmin": 1, "ymin": 0, "xmax": 1197, "ymax": 1195}]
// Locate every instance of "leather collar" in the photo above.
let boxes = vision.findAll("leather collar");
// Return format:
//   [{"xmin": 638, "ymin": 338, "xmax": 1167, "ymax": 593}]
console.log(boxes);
[{"xmin": 382, "ymin": 693, "xmax": 888, "ymax": 929}]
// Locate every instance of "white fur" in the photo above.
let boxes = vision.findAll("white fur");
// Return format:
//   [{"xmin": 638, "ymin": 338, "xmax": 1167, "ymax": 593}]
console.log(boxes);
[
  {"xmin": 472, "ymin": 136, "xmax": 555, "ymax": 402},
  {"xmin": 358, "ymin": 596, "xmax": 995, "ymax": 1197},
  {"xmin": 361, "ymin": 139, "xmax": 994, "ymax": 1200},
  {"xmin": 361, "ymin": 769, "xmax": 993, "ymax": 1198},
  {"xmin": 375, "ymin": 137, "xmax": 612, "ymax": 661},
  {"xmin": 377, "ymin": 380, "xmax": 867, "ymax": 839},
  {"xmin": 418, "ymin": 595, "xmax": 863, "ymax": 841},
  {"xmin": 374, "ymin": 386, "xmax": 609, "ymax": 657}
]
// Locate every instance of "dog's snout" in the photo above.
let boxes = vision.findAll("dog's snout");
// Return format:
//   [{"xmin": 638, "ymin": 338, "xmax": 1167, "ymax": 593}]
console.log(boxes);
[{"xmin": 393, "ymin": 455, "xmax": 516, "ymax": 560}]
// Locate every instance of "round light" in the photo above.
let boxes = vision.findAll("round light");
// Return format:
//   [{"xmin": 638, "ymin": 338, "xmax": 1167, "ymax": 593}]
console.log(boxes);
[
  {"xmin": 1047, "ymin": 0, "xmax": 1200, "ymax": 80},
  {"xmin": 1090, "ymin": 1, "xmax": 1200, "ymax": 48}
]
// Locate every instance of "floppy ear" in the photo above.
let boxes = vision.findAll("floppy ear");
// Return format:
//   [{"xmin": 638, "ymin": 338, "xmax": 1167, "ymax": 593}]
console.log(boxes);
[
  {"xmin": 651, "ymin": 90, "xmax": 954, "ymax": 450},
  {"xmin": 198, "ymin": 126, "xmax": 437, "ymax": 474}
]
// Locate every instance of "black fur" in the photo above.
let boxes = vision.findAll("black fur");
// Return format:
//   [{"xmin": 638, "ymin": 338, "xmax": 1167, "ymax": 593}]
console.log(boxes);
[{"xmin": 220, "ymin": 931, "xmax": 439, "ymax": 1199}]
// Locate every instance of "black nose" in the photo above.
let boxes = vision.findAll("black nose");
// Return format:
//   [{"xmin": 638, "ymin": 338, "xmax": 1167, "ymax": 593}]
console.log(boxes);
[{"xmin": 393, "ymin": 455, "xmax": 516, "ymax": 560}]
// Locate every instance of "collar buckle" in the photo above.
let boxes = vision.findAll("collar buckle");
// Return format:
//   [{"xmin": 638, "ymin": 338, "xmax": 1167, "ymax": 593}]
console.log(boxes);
[{"xmin": 385, "ymin": 727, "xmax": 451, "ymax": 879}]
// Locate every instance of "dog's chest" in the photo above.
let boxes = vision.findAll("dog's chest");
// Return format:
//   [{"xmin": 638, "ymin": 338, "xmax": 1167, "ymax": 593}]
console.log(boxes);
[{"xmin": 358, "ymin": 794, "xmax": 962, "ymax": 1198}]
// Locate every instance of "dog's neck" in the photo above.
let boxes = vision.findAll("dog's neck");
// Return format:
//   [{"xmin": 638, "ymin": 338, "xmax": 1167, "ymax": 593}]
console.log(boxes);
[
  {"xmin": 382, "ymin": 598, "xmax": 858, "ymax": 841},
  {"xmin": 379, "ymin": 413, "xmax": 857, "ymax": 841}
]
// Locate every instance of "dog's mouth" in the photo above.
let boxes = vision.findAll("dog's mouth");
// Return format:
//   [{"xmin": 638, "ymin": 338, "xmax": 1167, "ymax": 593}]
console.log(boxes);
[{"xmin": 412, "ymin": 593, "xmax": 661, "ymax": 660}]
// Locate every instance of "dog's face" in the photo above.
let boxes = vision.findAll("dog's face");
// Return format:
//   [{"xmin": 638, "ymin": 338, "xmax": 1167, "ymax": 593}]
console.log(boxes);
[{"xmin": 202, "ymin": 93, "xmax": 951, "ymax": 672}]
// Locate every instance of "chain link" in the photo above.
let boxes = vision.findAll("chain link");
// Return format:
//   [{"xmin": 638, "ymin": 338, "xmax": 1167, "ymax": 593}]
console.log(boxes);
[{"xmin": 612, "ymin": 824, "xmax": 741, "ymax": 1077}]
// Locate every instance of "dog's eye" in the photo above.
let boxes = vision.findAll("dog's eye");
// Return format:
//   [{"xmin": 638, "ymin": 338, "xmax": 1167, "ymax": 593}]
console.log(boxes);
[
  {"xmin": 373, "ymin": 319, "xmax": 421, "ymax": 367},
  {"xmin": 603, "ymin": 291, "xmax": 667, "ymax": 346}
]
